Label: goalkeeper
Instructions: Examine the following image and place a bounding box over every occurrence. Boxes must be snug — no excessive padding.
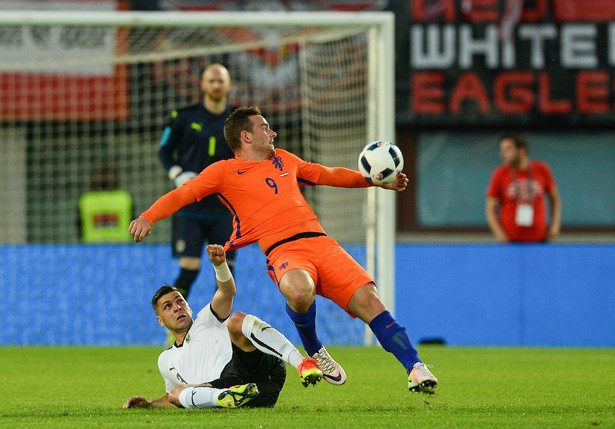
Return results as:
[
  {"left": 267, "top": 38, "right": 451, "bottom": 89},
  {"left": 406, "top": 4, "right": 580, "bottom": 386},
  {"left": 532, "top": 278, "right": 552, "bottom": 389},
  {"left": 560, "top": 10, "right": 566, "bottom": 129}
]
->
[
  {"left": 123, "top": 244, "right": 322, "bottom": 410},
  {"left": 158, "top": 63, "right": 236, "bottom": 299}
]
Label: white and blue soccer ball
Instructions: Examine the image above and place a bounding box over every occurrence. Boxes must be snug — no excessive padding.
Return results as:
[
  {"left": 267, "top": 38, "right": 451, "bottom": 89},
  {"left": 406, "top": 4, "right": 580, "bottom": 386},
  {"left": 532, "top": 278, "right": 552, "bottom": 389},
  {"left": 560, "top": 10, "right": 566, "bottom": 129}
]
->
[{"left": 358, "top": 140, "right": 404, "bottom": 185}]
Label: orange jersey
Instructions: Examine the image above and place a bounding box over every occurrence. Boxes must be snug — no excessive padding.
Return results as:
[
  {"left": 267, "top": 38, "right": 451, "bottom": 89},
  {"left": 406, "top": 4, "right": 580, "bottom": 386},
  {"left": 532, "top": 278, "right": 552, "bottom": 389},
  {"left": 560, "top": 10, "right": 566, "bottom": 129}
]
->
[
  {"left": 141, "top": 149, "right": 370, "bottom": 251},
  {"left": 185, "top": 149, "right": 369, "bottom": 250}
]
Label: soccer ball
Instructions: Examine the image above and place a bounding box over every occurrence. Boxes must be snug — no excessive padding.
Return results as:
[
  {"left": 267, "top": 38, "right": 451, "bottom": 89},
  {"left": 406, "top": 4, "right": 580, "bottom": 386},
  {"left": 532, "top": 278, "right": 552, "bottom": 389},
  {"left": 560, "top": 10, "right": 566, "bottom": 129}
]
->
[{"left": 358, "top": 140, "right": 404, "bottom": 185}]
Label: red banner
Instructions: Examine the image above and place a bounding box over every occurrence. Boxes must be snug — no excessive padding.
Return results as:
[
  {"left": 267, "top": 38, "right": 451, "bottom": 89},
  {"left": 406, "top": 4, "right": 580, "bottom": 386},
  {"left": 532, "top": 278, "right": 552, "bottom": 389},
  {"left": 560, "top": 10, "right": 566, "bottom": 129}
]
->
[
  {"left": 0, "top": 68, "right": 128, "bottom": 121},
  {"left": 403, "top": 0, "right": 615, "bottom": 127},
  {"left": 0, "top": 1, "right": 129, "bottom": 120}
]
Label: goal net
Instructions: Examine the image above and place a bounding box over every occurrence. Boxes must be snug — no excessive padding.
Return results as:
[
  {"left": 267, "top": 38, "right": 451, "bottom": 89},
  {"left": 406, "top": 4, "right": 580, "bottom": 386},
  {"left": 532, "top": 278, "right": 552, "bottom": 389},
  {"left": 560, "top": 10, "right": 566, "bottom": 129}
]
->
[{"left": 0, "top": 11, "right": 395, "bottom": 346}]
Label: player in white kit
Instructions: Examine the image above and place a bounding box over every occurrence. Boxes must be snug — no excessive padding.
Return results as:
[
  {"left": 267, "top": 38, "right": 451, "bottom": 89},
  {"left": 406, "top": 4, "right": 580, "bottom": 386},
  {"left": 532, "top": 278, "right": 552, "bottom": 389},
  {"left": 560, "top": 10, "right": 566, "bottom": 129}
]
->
[{"left": 124, "top": 244, "right": 322, "bottom": 409}]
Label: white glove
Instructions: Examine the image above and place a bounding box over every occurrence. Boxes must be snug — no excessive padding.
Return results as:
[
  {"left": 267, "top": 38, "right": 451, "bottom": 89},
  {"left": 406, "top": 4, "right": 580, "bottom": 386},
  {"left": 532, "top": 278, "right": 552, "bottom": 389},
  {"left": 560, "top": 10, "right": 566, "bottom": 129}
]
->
[
  {"left": 168, "top": 165, "right": 183, "bottom": 181},
  {"left": 174, "top": 171, "right": 197, "bottom": 188}
]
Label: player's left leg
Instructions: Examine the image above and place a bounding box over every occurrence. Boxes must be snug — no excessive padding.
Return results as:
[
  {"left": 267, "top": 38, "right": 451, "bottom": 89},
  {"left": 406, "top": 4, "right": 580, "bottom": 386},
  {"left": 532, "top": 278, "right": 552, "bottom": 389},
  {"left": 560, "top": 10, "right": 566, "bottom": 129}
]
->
[
  {"left": 227, "top": 311, "right": 322, "bottom": 387},
  {"left": 217, "top": 343, "right": 286, "bottom": 407},
  {"left": 347, "top": 284, "right": 437, "bottom": 394}
]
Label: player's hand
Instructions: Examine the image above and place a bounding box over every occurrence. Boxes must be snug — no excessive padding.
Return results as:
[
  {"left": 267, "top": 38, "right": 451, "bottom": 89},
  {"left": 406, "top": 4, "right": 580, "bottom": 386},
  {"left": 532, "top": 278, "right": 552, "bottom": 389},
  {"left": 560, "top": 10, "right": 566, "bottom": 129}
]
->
[
  {"left": 129, "top": 217, "right": 152, "bottom": 243},
  {"left": 380, "top": 172, "right": 408, "bottom": 192},
  {"left": 547, "top": 224, "right": 560, "bottom": 241},
  {"left": 495, "top": 230, "right": 509, "bottom": 243},
  {"left": 123, "top": 396, "right": 151, "bottom": 409},
  {"left": 206, "top": 244, "right": 226, "bottom": 266},
  {"left": 174, "top": 171, "right": 197, "bottom": 188}
]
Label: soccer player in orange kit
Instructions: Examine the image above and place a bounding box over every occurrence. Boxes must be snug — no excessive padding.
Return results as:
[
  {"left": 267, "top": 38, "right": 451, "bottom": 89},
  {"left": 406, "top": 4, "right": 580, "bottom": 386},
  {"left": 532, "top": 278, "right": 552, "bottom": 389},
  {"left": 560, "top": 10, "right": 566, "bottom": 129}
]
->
[{"left": 130, "top": 106, "right": 437, "bottom": 393}]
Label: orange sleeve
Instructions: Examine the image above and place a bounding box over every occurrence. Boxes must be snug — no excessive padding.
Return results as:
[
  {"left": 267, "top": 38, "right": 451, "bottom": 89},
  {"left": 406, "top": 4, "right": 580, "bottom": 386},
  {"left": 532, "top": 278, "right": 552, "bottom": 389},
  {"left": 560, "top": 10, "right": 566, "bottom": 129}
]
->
[
  {"left": 140, "top": 186, "right": 197, "bottom": 224},
  {"left": 317, "top": 166, "right": 371, "bottom": 188}
]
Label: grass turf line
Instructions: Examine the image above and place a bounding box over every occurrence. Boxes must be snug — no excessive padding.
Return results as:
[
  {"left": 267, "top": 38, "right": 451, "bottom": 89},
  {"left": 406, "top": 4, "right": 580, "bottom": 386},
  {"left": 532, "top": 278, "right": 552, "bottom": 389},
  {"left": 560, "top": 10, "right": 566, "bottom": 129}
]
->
[{"left": 1, "top": 346, "right": 614, "bottom": 428}]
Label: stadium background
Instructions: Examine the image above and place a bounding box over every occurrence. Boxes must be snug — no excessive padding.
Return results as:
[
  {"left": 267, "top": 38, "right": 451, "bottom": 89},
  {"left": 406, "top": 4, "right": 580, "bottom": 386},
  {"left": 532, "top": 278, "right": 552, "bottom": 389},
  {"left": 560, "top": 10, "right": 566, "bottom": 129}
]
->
[{"left": 0, "top": 0, "right": 613, "bottom": 347}]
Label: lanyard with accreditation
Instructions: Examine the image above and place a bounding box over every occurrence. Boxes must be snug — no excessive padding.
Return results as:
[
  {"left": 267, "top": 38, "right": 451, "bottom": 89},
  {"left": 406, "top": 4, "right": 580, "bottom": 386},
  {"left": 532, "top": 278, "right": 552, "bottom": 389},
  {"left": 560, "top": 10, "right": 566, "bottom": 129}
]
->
[{"left": 510, "top": 164, "right": 534, "bottom": 227}]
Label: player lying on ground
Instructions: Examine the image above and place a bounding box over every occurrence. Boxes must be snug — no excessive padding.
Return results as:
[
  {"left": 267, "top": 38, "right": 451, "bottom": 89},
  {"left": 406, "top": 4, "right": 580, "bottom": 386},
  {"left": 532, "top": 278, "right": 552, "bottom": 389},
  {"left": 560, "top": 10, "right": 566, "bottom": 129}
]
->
[
  {"left": 129, "top": 106, "right": 437, "bottom": 393},
  {"left": 123, "top": 244, "right": 322, "bottom": 410}
]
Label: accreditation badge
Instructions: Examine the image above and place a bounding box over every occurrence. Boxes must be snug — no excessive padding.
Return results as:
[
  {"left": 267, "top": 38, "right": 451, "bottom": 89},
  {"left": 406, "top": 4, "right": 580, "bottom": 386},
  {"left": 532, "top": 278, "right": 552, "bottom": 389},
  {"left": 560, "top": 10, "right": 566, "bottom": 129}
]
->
[{"left": 515, "top": 203, "right": 534, "bottom": 226}]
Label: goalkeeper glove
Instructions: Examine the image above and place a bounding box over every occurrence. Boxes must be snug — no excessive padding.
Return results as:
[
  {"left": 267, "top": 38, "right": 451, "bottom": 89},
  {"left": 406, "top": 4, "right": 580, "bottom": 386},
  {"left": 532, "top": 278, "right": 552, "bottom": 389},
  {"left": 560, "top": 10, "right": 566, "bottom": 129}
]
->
[
  {"left": 168, "top": 165, "right": 197, "bottom": 188},
  {"left": 174, "top": 171, "right": 197, "bottom": 187}
]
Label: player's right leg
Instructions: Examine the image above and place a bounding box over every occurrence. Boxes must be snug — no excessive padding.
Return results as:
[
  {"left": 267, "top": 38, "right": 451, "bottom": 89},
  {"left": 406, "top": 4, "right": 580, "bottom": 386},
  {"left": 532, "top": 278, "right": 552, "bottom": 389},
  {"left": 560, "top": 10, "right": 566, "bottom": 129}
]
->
[
  {"left": 311, "top": 346, "right": 347, "bottom": 385},
  {"left": 280, "top": 273, "right": 347, "bottom": 385},
  {"left": 169, "top": 216, "right": 202, "bottom": 347},
  {"left": 283, "top": 300, "right": 346, "bottom": 385},
  {"left": 230, "top": 312, "right": 323, "bottom": 387},
  {"left": 171, "top": 215, "right": 204, "bottom": 297},
  {"left": 267, "top": 246, "right": 348, "bottom": 386}
]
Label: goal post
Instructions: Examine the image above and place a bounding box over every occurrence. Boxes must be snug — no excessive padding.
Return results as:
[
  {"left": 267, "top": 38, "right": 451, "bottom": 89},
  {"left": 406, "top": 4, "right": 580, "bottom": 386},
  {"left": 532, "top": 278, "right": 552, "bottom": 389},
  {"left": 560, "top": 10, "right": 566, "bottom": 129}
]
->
[{"left": 0, "top": 11, "right": 396, "bottom": 345}]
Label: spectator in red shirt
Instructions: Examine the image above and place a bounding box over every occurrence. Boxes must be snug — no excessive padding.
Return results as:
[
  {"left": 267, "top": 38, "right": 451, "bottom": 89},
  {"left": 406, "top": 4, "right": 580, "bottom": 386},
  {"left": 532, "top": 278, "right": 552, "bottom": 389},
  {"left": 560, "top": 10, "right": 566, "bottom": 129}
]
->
[{"left": 486, "top": 134, "right": 561, "bottom": 243}]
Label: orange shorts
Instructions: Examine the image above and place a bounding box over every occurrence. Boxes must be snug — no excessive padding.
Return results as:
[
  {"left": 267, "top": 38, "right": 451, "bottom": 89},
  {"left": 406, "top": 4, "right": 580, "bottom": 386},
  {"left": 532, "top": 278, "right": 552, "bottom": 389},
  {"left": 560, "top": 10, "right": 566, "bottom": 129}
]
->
[{"left": 265, "top": 235, "right": 374, "bottom": 316}]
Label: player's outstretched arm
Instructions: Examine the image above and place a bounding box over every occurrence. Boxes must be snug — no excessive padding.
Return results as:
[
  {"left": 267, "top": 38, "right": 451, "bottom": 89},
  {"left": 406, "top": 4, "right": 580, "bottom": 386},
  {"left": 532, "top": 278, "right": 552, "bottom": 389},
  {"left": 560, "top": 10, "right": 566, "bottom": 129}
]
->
[
  {"left": 123, "top": 394, "right": 176, "bottom": 409},
  {"left": 207, "top": 244, "right": 236, "bottom": 320},
  {"left": 316, "top": 166, "right": 371, "bottom": 188},
  {"left": 128, "top": 186, "right": 198, "bottom": 243},
  {"left": 317, "top": 166, "right": 408, "bottom": 191}
]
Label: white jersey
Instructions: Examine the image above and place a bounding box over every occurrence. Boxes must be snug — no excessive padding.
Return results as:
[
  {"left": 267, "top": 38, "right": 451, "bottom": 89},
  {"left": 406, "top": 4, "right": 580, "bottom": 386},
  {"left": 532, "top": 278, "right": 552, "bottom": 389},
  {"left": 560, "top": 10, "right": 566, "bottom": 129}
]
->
[{"left": 157, "top": 303, "right": 233, "bottom": 393}]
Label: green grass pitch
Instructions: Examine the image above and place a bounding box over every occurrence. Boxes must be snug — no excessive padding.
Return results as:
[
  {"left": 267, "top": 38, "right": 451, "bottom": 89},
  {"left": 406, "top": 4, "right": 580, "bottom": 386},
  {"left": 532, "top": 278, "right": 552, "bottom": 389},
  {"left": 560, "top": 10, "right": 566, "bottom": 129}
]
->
[{"left": 2, "top": 346, "right": 614, "bottom": 428}]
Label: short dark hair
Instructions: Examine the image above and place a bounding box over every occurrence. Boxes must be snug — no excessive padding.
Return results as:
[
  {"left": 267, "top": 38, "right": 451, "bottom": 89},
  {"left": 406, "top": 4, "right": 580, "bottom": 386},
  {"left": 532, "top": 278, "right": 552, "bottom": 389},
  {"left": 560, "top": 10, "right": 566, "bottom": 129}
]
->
[
  {"left": 501, "top": 133, "right": 528, "bottom": 151},
  {"left": 151, "top": 285, "right": 179, "bottom": 313},
  {"left": 224, "top": 106, "right": 262, "bottom": 152}
]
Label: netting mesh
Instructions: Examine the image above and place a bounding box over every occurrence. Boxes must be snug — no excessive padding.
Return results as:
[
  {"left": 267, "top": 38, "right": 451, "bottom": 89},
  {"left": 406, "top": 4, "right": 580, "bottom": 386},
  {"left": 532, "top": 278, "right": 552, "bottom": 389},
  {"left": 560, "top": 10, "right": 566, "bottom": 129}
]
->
[
  {"left": 0, "top": 20, "right": 380, "bottom": 345},
  {"left": 1, "top": 24, "right": 371, "bottom": 244}
]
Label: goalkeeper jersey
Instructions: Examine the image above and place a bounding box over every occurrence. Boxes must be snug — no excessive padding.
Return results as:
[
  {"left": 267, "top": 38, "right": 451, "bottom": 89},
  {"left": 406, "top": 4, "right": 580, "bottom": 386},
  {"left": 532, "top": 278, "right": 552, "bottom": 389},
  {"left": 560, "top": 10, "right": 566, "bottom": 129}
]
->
[
  {"left": 157, "top": 303, "right": 232, "bottom": 393},
  {"left": 158, "top": 102, "right": 235, "bottom": 217}
]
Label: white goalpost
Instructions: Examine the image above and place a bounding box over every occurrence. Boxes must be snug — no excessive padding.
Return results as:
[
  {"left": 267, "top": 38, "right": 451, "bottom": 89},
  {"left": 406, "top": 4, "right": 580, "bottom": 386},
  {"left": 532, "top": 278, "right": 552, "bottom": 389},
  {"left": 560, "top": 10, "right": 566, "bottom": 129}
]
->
[{"left": 0, "top": 10, "right": 396, "bottom": 345}]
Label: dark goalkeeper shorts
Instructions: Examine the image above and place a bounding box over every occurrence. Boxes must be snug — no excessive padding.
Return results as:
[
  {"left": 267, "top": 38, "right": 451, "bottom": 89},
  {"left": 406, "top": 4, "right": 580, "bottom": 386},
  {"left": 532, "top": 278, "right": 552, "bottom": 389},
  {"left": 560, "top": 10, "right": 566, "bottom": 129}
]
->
[
  {"left": 171, "top": 214, "right": 236, "bottom": 262},
  {"left": 212, "top": 343, "right": 287, "bottom": 408}
]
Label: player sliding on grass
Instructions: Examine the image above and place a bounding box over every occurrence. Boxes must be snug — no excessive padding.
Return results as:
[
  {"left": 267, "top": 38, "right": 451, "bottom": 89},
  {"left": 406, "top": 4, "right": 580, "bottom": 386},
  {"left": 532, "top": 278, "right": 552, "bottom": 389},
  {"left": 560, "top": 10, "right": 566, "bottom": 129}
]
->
[
  {"left": 123, "top": 244, "right": 322, "bottom": 410},
  {"left": 129, "top": 106, "right": 437, "bottom": 393}
]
